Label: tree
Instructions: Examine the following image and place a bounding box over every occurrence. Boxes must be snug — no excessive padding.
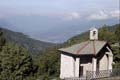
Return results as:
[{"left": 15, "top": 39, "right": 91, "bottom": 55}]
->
[
  {"left": 115, "top": 25, "right": 120, "bottom": 42},
  {"left": 99, "top": 26, "right": 115, "bottom": 44},
  {"left": 0, "top": 29, "right": 37, "bottom": 80},
  {"left": 113, "top": 25, "right": 120, "bottom": 68},
  {"left": 0, "top": 28, "right": 6, "bottom": 50},
  {"left": 35, "top": 46, "right": 60, "bottom": 79},
  {"left": 115, "top": 25, "right": 120, "bottom": 52}
]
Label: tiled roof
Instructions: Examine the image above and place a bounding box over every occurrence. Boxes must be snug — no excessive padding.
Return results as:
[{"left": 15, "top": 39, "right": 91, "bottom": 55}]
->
[{"left": 58, "top": 40, "right": 107, "bottom": 55}]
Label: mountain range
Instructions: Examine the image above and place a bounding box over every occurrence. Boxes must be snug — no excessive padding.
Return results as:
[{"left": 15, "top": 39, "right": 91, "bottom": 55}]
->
[
  {"left": 0, "top": 15, "right": 119, "bottom": 43},
  {"left": 0, "top": 23, "right": 119, "bottom": 55},
  {"left": 0, "top": 27, "right": 55, "bottom": 54}
]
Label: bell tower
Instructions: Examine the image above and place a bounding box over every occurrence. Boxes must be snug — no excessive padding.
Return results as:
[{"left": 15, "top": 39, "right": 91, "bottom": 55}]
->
[{"left": 90, "top": 27, "right": 98, "bottom": 40}]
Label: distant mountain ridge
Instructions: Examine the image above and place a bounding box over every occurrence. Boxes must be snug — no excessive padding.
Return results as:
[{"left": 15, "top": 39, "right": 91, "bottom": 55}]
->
[
  {"left": 0, "top": 15, "right": 119, "bottom": 43},
  {"left": 0, "top": 27, "right": 55, "bottom": 54},
  {"left": 0, "top": 24, "right": 119, "bottom": 54},
  {"left": 64, "top": 24, "right": 120, "bottom": 46}
]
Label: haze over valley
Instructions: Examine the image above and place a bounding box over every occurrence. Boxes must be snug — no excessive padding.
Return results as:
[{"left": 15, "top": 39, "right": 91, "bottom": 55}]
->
[{"left": 0, "top": 0, "right": 119, "bottom": 43}]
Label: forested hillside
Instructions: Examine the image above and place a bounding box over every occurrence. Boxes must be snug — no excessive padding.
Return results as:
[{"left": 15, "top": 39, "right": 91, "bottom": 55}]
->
[
  {"left": 0, "top": 24, "right": 119, "bottom": 80},
  {"left": 65, "top": 24, "right": 119, "bottom": 45},
  {"left": 0, "top": 27, "right": 55, "bottom": 54},
  {"left": 0, "top": 29, "right": 38, "bottom": 80}
]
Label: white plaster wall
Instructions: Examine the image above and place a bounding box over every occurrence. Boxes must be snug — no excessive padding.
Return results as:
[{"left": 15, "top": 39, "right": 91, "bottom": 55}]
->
[
  {"left": 92, "top": 57, "right": 97, "bottom": 71},
  {"left": 106, "top": 47, "right": 113, "bottom": 70},
  {"left": 75, "top": 58, "right": 80, "bottom": 77},
  {"left": 108, "top": 56, "right": 113, "bottom": 70},
  {"left": 90, "top": 28, "right": 98, "bottom": 40},
  {"left": 99, "top": 54, "right": 108, "bottom": 70},
  {"left": 60, "top": 53, "right": 75, "bottom": 79}
]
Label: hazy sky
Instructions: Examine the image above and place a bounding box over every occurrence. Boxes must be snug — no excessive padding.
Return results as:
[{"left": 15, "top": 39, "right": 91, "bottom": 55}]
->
[
  {"left": 0, "top": 0, "right": 119, "bottom": 43},
  {"left": 0, "top": 0, "right": 119, "bottom": 18}
]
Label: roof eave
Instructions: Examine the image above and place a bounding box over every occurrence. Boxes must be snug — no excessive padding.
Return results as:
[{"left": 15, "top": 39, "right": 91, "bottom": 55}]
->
[{"left": 59, "top": 50, "right": 96, "bottom": 56}]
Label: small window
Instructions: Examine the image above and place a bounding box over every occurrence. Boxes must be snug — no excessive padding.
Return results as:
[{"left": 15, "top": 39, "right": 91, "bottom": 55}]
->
[{"left": 93, "top": 31, "right": 96, "bottom": 36}]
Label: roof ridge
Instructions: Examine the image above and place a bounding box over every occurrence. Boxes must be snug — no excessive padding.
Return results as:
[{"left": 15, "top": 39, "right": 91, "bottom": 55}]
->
[
  {"left": 76, "top": 41, "right": 90, "bottom": 54},
  {"left": 93, "top": 40, "right": 96, "bottom": 55}
]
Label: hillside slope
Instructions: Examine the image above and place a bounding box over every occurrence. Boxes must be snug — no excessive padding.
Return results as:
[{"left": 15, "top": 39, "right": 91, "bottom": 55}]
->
[
  {"left": 65, "top": 24, "right": 120, "bottom": 46},
  {"left": 0, "top": 27, "right": 55, "bottom": 54}
]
